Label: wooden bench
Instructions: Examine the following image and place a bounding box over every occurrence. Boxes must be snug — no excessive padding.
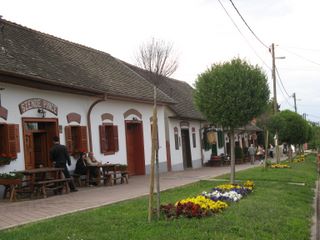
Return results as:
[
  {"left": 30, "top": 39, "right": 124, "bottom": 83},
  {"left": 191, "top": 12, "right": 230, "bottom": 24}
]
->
[
  {"left": 35, "top": 178, "right": 72, "bottom": 198},
  {"left": 1, "top": 178, "right": 22, "bottom": 201}
]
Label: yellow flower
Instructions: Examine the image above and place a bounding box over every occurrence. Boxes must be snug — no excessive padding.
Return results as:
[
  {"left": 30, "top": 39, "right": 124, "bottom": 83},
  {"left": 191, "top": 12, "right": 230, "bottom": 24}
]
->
[{"left": 176, "top": 195, "right": 228, "bottom": 212}]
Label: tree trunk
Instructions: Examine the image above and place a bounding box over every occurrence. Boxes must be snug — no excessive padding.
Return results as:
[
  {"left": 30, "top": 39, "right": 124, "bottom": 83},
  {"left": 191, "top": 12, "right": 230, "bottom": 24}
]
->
[
  {"left": 230, "top": 129, "right": 235, "bottom": 184},
  {"left": 148, "top": 86, "right": 157, "bottom": 222},
  {"left": 275, "top": 130, "right": 280, "bottom": 163},
  {"left": 264, "top": 129, "right": 269, "bottom": 168}
]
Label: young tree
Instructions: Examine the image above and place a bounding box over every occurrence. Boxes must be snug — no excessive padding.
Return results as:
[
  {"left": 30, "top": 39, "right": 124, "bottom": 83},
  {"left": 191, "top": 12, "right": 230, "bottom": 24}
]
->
[
  {"left": 309, "top": 125, "right": 320, "bottom": 152},
  {"left": 136, "top": 38, "right": 178, "bottom": 222},
  {"left": 194, "top": 58, "right": 269, "bottom": 183}
]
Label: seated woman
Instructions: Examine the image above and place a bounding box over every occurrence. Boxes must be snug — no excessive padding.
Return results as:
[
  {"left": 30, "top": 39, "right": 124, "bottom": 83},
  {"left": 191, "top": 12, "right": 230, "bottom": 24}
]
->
[
  {"left": 74, "top": 152, "right": 87, "bottom": 175},
  {"left": 85, "top": 152, "right": 102, "bottom": 185}
]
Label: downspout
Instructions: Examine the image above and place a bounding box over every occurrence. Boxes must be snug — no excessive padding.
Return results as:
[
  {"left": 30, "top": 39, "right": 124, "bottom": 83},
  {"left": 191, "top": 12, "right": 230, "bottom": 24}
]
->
[
  {"left": 199, "top": 121, "right": 204, "bottom": 166},
  {"left": 87, "top": 95, "right": 107, "bottom": 152}
]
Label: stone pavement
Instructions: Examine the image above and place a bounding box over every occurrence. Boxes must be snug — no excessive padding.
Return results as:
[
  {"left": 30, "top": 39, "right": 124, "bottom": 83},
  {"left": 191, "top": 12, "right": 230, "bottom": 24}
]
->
[{"left": 0, "top": 157, "right": 295, "bottom": 232}]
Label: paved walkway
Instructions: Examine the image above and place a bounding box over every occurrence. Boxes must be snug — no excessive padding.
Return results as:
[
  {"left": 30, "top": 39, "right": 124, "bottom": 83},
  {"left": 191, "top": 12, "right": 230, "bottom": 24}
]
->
[{"left": 0, "top": 161, "right": 264, "bottom": 230}]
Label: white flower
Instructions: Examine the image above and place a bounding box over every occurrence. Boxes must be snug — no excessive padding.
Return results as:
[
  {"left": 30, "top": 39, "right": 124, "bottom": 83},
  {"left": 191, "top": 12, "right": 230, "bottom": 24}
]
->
[{"left": 202, "top": 190, "right": 243, "bottom": 202}]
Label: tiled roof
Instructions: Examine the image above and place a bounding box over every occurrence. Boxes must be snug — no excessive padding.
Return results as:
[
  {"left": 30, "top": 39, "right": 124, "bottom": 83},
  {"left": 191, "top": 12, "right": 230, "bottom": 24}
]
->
[
  {"left": 124, "top": 63, "right": 205, "bottom": 120},
  {"left": 0, "top": 19, "right": 174, "bottom": 103}
]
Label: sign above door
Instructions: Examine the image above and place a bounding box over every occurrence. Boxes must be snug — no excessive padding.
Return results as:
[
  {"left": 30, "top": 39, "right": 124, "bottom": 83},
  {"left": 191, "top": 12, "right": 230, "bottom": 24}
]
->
[{"left": 19, "top": 98, "right": 58, "bottom": 115}]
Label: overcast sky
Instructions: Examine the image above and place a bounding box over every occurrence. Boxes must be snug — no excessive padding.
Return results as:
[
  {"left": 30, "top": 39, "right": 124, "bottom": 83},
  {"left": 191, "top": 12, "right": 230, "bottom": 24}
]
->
[{"left": 2, "top": 0, "right": 320, "bottom": 122}]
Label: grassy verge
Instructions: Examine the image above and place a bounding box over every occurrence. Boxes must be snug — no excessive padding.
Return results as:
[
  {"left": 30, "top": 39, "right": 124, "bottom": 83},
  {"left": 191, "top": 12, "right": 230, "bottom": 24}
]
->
[{"left": 0, "top": 154, "right": 317, "bottom": 240}]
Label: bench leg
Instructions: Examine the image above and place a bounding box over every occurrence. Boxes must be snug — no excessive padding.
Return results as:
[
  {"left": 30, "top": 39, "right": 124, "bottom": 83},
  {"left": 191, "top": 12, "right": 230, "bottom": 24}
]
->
[
  {"left": 41, "top": 185, "right": 47, "bottom": 198},
  {"left": 121, "top": 174, "right": 128, "bottom": 184},
  {"left": 65, "top": 181, "right": 70, "bottom": 193},
  {"left": 3, "top": 185, "right": 10, "bottom": 199},
  {"left": 9, "top": 185, "right": 17, "bottom": 201}
]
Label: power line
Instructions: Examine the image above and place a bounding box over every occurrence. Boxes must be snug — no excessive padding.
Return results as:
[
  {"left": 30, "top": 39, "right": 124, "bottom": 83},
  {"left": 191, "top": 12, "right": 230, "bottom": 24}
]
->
[
  {"left": 228, "top": 0, "right": 269, "bottom": 49},
  {"left": 277, "top": 80, "right": 294, "bottom": 109},
  {"left": 217, "top": 0, "right": 271, "bottom": 70},
  {"left": 282, "top": 46, "right": 320, "bottom": 52},
  {"left": 275, "top": 66, "right": 291, "bottom": 98},
  {"left": 307, "top": 113, "right": 320, "bottom": 119},
  {"left": 280, "top": 46, "right": 320, "bottom": 67}
]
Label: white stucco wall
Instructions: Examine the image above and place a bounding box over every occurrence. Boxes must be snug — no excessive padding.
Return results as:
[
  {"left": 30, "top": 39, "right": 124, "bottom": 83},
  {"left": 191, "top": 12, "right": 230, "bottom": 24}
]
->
[
  {"left": 0, "top": 83, "right": 168, "bottom": 174},
  {"left": 167, "top": 117, "right": 204, "bottom": 171},
  {"left": 90, "top": 101, "right": 167, "bottom": 171}
]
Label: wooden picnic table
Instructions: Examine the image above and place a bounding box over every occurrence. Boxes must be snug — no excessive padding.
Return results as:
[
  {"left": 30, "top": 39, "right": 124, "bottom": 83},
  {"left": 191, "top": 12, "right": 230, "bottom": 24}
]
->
[
  {"left": 85, "top": 164, "right": 128, "bottom": 186},
  {"left": 16, "top": 167, "right": 71, "bottom": 198}
]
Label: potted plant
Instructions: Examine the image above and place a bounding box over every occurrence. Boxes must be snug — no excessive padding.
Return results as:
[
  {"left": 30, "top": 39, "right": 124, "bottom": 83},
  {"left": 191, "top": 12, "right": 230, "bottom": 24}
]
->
[
  {"left": 0, "top": 153, "right": 17, "bottom": 166},
  {"left": 0, "top": 172, "right": 23, "bottom": 185}
]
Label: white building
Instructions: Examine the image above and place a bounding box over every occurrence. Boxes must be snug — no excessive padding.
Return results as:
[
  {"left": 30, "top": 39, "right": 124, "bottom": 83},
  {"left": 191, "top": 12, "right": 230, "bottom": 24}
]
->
[{"left": 0, "top": 19, "right": 211, "bottom": 175}]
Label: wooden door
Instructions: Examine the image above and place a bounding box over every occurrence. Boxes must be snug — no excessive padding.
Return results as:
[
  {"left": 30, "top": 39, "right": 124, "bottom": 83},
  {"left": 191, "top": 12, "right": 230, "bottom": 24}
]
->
[
  {"left": 181, "top": 129, "right": 192, "bottom": 168},
  {"left": 24, "top": 132, "right": 34, "bottom": 169},
  {"left": 125, "top": 122, "right": 145, "bottom": 175},
  {"left": 23, "top": 118, "right": 59, "bottom": 169}
]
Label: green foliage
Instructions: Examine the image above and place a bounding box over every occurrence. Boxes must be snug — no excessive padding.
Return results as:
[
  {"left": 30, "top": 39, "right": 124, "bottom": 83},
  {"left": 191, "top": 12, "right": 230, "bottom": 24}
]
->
[
  {"left": 194, "top": 58, "right": 270, "bottom": 129},
  {"left": 308, "top": 125, "right": 320, "bottom": 150},
  {"left": 268, "top": 110, "right": 309, "bottom": 145},
  {"left": 256, "top": 99, "right": 274, "bottom": 129}
]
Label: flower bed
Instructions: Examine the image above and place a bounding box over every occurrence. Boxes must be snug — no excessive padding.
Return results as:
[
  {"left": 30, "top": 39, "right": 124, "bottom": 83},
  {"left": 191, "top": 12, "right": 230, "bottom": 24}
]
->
[
  {"left": 160, "top": 180, "right": 254, "bottom": 219},
  {"left": 0, "top": 172, "right": 23, "bottom": 179},
  {"left": 293, "top": 154, "right": 305, "bottom": 163},
  {"left": 271, "top": 163, "right": 290, "bottom": 168}
]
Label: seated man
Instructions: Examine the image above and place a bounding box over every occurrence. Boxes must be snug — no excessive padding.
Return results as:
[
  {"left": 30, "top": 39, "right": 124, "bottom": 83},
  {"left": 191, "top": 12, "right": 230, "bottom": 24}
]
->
[{"left": 85, "top": 152, "right": 102, "bottom": 185}]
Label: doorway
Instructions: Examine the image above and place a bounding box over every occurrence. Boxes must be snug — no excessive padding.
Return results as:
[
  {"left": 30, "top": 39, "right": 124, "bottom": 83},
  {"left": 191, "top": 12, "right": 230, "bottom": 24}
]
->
[
  {"left": 33, "top": 131, "right": 48, "bottom": 167},
  {"left": 181, "top": 129, "right": 192, "bottom": 168},
  {"left": 125, "top": 121, "right": 145, "bottom": 175},
  {"left": 23, "top": 118, "right": 59, "bottom": 169}
]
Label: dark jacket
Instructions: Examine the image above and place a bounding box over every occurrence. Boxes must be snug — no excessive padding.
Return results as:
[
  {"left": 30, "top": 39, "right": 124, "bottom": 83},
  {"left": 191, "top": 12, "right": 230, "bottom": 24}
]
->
[
  {"left": 74, "top": 158, "right": 87, "bottom": 175},
  {"left": 49, "top": 143, "right": 71, "bottom": 167}
]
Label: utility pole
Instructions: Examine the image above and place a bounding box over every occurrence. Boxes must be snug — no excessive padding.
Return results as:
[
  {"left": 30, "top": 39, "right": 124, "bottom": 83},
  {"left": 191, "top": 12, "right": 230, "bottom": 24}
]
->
[
  {"left": 271, "top": 43, "right": 280, "bottom": 163},
  {"left": 293, "top": 93, "right": 297, "bottom": 113},
  {"left": 271, "top": 43, "right": 277, "bottom": 114}
]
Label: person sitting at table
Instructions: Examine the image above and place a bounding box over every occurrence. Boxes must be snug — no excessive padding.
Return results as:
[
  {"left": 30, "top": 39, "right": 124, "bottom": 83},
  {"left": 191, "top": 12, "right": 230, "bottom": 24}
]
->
[
  {"left": 85, "top": 152, "right": 102, "bottom": 185},
  {"left": 74, "top": 152, "right": 87, "bottom": 176}
]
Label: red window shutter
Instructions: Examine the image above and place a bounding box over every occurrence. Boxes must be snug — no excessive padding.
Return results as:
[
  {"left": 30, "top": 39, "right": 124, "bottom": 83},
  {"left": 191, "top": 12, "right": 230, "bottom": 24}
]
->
[
  {"left": 99, "top": 125, "right": 106, "bottom": 153},
  {"left": 79, "top": 126, "right": 88, "bottom": 153},
  {"left": 64, "top": 126, "right": 73, "bottom": 154},
  {"left": 113, "top": 125, "right": 119, "bottom": 152},
  {"left": 15, "top": 124, "right": 20, "bottom": 153},
  {"left": 7, "top": 124, "right": 17, "bottom": 157}
]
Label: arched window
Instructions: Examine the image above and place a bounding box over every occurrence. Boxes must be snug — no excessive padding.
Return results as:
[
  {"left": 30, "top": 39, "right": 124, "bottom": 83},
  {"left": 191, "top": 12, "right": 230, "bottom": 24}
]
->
[{"left": 99, "top": 113, "right": 118, "bottom": 155}]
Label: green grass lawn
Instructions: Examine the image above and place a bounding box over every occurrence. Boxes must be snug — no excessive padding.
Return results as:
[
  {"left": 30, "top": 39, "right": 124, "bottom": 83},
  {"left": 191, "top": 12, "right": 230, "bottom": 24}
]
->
[{"left": 0, "top": 154, "right": 317, "bottom": 240}]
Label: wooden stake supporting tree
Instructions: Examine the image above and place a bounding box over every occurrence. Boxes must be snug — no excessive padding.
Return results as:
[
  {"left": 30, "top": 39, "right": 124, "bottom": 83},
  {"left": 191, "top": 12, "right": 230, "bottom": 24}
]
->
[{"left": 135, "top": 38, "right": 178, "bottom": 222}]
